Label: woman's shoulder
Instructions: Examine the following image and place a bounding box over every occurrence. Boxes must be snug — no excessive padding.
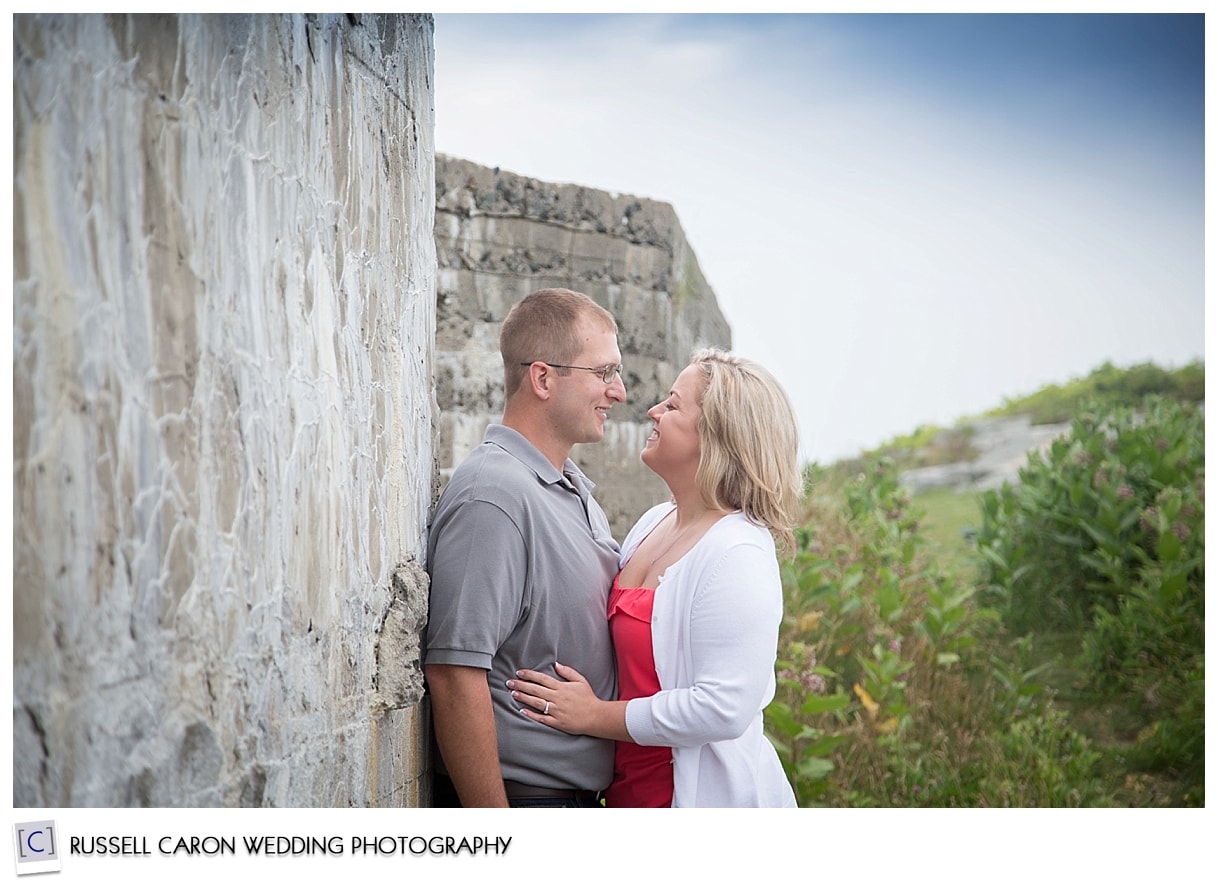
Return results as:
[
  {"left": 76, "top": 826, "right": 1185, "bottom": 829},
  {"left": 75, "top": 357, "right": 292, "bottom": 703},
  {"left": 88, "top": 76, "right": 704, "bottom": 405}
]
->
[
  {"left": 671, "top": 513, "right": 776, "bottom": 579},
  {"left": 711, "top": 511, "right": 776, "bottom": 549},
  {"left": 626, "top": 501, "right": 676, "bottom": 536}
]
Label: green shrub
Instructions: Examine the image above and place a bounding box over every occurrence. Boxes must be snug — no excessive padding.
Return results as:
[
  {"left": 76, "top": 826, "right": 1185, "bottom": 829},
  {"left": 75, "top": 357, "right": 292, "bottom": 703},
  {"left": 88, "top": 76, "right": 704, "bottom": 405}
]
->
[
  {"left": 769, "top": 459, "right": 1104, "bottom": 807},
  {"left": 987, "top": 360, "right": 1203, "bottom": 425},
  {"left": 974, "top": 395, "right": 1204, "bottom": 802},
  {"left": 978, "top": 709, "right": 1107, "bottom": 807},
  {"left": 976, "top": 397, "right": 1203, "bottom": 631}
]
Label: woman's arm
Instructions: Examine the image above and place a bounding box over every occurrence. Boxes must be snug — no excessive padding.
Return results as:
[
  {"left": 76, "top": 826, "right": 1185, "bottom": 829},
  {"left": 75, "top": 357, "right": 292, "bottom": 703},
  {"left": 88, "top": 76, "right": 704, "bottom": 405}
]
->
[
  {"left": 513, "top": 536, "right": 783, "bottom": 749},
  {"left": 628, "top": 538, "right": 784, "bottom": 748}
]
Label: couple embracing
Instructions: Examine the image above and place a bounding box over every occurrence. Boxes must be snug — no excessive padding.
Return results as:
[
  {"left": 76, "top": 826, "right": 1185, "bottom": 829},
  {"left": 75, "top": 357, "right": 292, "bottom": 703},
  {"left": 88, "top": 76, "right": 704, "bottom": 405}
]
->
[{"left": 423, "top": 288, "right": 800, "bottom": 808}]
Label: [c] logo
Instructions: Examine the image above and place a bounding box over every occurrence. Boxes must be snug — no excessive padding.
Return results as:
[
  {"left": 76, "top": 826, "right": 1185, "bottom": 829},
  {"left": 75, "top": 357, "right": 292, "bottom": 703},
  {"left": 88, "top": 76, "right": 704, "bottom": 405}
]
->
[{"left": 12, "top": 820, "right": 61, "bottom": 876}]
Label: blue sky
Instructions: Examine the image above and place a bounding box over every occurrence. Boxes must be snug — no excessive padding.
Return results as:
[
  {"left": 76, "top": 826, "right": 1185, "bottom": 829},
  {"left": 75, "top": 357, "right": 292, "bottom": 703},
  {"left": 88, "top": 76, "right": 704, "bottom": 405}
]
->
[{"left": 432, "top": 11, "right": 1206, "bottom": 464}]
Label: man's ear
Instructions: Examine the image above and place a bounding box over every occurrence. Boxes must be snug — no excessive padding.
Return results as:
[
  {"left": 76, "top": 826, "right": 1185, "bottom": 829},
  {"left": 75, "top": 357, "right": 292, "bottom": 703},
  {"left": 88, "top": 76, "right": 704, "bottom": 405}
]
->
[{"left": 523, "top": 362, "right": 555, "bottom": 399}]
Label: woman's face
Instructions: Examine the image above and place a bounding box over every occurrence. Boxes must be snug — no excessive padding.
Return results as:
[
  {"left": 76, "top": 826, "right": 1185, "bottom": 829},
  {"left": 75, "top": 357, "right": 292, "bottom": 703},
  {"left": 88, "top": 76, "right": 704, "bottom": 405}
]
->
[{"left": 641, "top": 363, "right": 704, "bottom": 482}]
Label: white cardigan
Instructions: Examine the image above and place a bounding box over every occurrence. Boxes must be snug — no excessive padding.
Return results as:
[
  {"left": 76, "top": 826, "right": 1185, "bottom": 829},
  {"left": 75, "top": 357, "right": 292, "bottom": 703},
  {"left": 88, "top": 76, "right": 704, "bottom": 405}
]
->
[{"left": 621, "top": 503, "right": 798, "bottom": 807}]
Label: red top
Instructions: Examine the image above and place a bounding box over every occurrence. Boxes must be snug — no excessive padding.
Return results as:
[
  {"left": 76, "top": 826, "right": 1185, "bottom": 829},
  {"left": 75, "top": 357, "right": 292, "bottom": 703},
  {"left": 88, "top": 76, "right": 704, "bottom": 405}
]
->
[{"left": 604, "top": 574, "right": 674, "bottom": 808}]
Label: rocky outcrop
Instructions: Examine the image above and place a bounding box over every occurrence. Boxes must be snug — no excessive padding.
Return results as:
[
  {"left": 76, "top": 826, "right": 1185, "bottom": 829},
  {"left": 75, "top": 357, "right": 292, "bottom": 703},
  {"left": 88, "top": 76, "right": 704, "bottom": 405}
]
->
[{"left": 898, "top": 416, "right": 1071, "bottom": 494}]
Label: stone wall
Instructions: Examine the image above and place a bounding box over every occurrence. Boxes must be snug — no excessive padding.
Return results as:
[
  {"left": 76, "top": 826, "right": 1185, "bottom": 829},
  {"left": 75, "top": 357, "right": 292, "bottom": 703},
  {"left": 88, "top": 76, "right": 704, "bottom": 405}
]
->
[
  {"left": 434, "top": 155, "right": 733, "bottom": 539},
  {"left": 13, "top": 14, "right": 436, "bottom": 807}
]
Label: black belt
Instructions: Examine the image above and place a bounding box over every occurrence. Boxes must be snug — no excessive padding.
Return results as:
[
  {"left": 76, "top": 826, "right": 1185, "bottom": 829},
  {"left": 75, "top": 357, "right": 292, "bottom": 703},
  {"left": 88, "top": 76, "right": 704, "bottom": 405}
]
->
[{"left": 503, "top": 781, "right": 599, "bottom": 801}]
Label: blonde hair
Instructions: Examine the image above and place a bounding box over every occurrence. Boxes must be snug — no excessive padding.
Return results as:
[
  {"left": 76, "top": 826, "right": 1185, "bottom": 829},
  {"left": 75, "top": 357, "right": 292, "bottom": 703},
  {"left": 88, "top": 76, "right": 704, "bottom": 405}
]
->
[
  {"left": 499, "top": 288, "right": 617, "bottom": 396},
  {"left": 690, "top": 348, "right": 803, "bottom": 554}
]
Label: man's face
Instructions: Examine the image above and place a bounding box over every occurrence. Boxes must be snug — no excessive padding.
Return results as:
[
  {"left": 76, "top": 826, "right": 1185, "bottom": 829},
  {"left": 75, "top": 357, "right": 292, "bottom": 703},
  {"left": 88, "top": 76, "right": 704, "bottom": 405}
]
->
[{"left": 551, "top": 319, "right": 626, "bottom": 446}]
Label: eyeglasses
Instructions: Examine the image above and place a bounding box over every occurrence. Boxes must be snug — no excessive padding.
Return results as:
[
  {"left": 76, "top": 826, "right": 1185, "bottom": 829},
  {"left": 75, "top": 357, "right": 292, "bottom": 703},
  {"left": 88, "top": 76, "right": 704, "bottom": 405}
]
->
[{"left": 519, "top": 362, "right": 624, "bottom": 385}]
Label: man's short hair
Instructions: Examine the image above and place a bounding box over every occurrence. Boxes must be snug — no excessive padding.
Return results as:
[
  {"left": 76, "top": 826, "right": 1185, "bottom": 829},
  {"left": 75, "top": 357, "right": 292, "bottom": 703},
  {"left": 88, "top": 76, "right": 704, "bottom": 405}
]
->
[{"left": 500, "top": 288, "right": 617, "bottom": 397}]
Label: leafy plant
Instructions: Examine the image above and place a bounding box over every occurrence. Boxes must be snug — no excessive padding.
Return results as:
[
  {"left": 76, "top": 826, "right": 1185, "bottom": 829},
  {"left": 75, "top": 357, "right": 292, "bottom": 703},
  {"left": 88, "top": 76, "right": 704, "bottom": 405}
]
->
[
  {"left": 974, "top": 395, "right": 1204, "bottom": 803},
  {"left": 768, "top": 460, "right": 1100, "bottom": 807}
]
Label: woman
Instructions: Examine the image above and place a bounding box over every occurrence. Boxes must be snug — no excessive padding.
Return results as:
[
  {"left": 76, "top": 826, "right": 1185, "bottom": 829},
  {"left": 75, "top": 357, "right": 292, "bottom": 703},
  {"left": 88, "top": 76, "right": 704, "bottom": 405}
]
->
[{"left": 508, "top": 348, "right": 802, "bottom": 807}]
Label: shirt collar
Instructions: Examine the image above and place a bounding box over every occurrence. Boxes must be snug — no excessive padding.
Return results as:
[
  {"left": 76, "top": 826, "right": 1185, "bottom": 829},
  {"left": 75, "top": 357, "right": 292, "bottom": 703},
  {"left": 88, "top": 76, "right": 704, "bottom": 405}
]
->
[{"left": 483, "top": 423, "right": 594, "bottom": 494}]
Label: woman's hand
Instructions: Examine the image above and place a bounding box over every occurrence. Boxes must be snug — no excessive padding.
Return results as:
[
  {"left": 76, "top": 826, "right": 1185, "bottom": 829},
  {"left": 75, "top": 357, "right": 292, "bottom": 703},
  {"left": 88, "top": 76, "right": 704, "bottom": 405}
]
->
[
  {"left": 508, "top": 663, "right": 630, "bottom": 740},
  {"left": 508, "top": 662, "right": 596, "bottom": 733}
]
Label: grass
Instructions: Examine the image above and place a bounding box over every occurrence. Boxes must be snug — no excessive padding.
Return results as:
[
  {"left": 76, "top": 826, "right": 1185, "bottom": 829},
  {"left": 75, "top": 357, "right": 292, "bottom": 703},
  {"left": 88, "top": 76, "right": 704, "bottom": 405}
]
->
[
  {"left": 911, "top": 489, "right": 1196, "bottom": 806},
  {"left": 909, "top": 487, "right": 985, "bottom": 578},
  {"left": 1011, "top": 630, "right": 1191, "bottom": 807}
]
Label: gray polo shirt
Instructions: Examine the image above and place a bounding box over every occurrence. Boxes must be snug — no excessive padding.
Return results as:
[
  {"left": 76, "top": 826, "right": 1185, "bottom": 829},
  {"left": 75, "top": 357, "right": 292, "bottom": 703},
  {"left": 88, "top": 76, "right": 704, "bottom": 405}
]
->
[{"left": 424, "top": 424, "right": 619, "bottom": 791}]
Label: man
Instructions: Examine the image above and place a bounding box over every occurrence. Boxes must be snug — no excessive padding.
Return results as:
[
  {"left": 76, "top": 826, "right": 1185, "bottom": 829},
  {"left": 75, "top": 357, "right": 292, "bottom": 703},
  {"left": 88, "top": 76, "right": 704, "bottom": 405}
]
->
[{"left": 424, "top": 288, "right": 627, "bottom": 807}]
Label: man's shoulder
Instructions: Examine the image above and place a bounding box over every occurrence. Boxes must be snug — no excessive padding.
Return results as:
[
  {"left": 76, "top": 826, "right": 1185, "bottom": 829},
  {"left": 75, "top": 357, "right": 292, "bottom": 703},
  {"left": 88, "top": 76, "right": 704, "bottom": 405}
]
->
[{"left": 443, "top": 442, "right": 539, "bottom": 505}]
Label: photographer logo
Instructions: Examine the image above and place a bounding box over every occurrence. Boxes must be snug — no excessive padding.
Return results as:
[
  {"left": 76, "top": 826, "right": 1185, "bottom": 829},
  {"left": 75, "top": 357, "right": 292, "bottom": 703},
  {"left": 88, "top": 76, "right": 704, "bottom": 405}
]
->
[{"left": 12, "top": 821, "right": 60, "bottom": 876}]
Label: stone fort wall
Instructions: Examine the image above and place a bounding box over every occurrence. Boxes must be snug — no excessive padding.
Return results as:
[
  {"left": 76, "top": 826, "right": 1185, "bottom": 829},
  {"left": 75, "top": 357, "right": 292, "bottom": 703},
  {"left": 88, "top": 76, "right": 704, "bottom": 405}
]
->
[
  {"left": 13, "top": 13, "right": 437, "bottom": 807},
  {"left": 434, "top": 155, "right": 732, "bottom": 539}
]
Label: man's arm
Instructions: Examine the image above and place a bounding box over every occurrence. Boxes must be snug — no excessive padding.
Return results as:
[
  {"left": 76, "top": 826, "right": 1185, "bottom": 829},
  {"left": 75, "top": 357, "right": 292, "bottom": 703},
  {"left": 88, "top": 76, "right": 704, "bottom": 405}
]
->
[{"left": 425, "top": 663, "right": 508, "bottom": 808}]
